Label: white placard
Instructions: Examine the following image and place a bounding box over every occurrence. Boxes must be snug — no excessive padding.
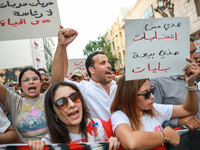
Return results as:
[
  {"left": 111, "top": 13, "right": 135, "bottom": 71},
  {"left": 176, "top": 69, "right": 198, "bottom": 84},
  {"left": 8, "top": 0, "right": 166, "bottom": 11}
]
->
[
  {"left": 67, "top": 58, "right": 87, "bottom": 77},
  {"left": 0, "top": 0, "right": 61, "bottom": 41},
  {"left": 125, "top": 17, "right": 190, "bottom": 81}
]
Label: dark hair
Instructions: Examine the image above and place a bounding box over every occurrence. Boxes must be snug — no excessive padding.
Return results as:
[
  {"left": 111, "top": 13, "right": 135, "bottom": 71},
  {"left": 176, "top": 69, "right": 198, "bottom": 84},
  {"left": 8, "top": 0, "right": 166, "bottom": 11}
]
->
[
  {"left": 18, "top": 67, "right": 41, "bottom": 92},
  {"left": 190, "top": 38, "right": 194, "bottom": 42},
  {"left": 85, "top": 51, "right": 104, "bottom": 77},
  {"left": 45, "top": 81, "right": 92, "bottom": 143},
  {"left": 111, "top": 68, "right": 116, "bottom": 73},
  {"left": 37, "top": 68, "right": 47, "bottom": 73},
  {"left": 110, "top": 75, "right": 159, "bottom": 130},
  {"left": 40, "top": 73, "right": 50, "bottom": 78}
]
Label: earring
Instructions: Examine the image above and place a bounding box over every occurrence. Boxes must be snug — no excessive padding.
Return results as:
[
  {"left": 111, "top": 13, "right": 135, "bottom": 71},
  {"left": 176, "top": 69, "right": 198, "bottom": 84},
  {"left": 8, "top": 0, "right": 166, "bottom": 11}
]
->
[{"left": 55, "top": 116, "right": 58, "bottom": 122}]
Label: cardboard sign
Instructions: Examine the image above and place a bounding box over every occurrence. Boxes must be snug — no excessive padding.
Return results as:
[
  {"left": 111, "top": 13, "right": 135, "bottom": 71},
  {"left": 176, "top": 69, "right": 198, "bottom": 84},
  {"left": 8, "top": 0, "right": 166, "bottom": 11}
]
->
[
  {"left": 0, "top": 0, "right": 61, "bottom": 41},
  {"left": 67, "top": 58, "right": 87, "bottom": 77},
  {"left": 125, "top": 17, "right": 190, "bottom": 80}
]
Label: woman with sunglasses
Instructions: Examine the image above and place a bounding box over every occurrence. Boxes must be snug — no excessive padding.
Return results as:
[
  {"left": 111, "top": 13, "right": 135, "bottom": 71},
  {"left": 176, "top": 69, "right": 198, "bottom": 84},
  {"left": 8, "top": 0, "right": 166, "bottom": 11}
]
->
[
  {"left": 28, "top": 81, "right": 120, "bottom": 150},
  {"left": 0, "top": 67, "right": 48, "bottom": 143},
  {"left": 0, "top": 69, "right": 6, "bottom": 84},
  {"left": 110, "top": 58, "right": 199, "bottom": 150}
]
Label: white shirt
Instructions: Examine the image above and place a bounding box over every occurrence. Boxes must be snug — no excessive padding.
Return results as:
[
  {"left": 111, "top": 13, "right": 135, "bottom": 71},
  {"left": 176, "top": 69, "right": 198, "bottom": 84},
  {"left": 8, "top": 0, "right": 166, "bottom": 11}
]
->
[
  {"left": 111, "top": 103, "right": 173, "bottom": 133},
  {"left": 64, "top": 78, "right": 117, "bottom": 121},
  {"left": 0, "top": 106, "right": 10, "bottom": 133}
]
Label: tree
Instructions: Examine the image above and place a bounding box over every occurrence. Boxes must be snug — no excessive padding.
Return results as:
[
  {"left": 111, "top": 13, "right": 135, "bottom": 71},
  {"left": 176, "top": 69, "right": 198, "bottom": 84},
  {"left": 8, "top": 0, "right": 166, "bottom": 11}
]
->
[
  {"left": 83, "top": 36, "right": 117, "bottom": 68},
  {"left": 48, "top": 61, "right": 52, "bottom": 76}
]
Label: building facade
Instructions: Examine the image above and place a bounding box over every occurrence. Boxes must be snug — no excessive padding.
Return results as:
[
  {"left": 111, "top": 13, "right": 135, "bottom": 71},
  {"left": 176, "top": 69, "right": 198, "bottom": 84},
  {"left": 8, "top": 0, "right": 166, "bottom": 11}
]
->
[
  {"left": 104, "top": 0, "right": 200, "bottom": 72},
  {"left": 0, "top": 37, "right": 55, "bottom": 92},
  {"left": 103, "top": 7, "right": 131, "bottom": 73}
]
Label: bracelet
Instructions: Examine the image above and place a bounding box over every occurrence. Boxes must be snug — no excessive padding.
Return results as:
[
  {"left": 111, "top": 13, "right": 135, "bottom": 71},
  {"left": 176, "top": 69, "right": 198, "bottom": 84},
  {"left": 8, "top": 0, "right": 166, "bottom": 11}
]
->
[
  {"left": 159, "top": 131, "right": 164, "bottom": 145},
  {"left": 185, "top": 81, "right": 198, "bottom": 91},
  {"left": 161, "top": 130, "right": 170, "bottom": 143}
]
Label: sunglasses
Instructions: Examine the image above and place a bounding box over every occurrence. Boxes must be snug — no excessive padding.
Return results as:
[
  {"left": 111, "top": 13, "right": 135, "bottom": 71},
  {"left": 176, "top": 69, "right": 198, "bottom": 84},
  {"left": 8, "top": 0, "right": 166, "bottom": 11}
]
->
[
  {"left": 54, "top": 92, "right": 80, "bottom": 109},
  {"left": 0, "top": 73, "right": 5, "bottom": 77},
  {"left": 137, "top": 86, "right": 155, "bottom": 99}
]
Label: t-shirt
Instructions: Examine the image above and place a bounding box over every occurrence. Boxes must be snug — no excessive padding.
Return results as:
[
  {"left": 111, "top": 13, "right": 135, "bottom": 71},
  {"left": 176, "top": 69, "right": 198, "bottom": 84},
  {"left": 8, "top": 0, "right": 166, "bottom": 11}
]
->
[
  {"left": 5, "top": 89, "right": 48, "bottom": 143},
  {"left": 42, "top": 118, "right": 113, "bottom": 144},
  {"left": 0, "top": 106, "right": 10, "bottom": 133},
  {"left": 111, "top": 103, "right": 173, "bottom": 133}
]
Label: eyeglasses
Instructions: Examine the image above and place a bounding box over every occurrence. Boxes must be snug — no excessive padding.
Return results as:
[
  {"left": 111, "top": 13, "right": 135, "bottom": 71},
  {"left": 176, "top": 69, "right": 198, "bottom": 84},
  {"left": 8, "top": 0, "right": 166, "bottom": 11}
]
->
[
  {"left": 0, "top": 73, "right": 5, "bottom": 77},
  {"left": 22, "top": 76, "right": 39, "bottom": 82},
  {"left": 137, "top": 86, "right": 155, "bottom": 99},
  {"left": 54, "top": 92, "right": 80, "bottom": 109}
]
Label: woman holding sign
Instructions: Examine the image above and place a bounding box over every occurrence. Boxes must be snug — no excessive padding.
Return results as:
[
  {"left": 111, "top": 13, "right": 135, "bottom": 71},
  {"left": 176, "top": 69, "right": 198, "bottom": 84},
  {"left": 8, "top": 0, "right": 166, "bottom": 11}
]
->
[{"left": 110, "top": 58, "right": 199, "bottom": 149}]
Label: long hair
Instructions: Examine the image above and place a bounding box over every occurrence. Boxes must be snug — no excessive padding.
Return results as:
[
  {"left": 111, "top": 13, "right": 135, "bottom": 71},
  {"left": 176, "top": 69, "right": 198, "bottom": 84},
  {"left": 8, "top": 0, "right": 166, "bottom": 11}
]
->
[
  {"left": 45, "top": 81, "right": 92, "bottom": 143},
  {"left": 110, "top": 75, "right": 159, "bottom": 131}
]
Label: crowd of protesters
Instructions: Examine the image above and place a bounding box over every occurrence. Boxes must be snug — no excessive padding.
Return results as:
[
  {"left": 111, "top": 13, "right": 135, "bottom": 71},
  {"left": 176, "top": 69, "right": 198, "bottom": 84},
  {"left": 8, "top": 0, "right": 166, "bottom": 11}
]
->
[{"left": 0, "top": 27, "right": 200, "bottom": 150}]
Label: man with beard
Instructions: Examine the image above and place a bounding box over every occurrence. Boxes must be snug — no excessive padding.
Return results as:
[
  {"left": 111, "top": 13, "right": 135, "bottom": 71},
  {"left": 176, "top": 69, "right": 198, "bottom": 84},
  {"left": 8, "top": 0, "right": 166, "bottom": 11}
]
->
[
  {"left": 40, "top": 73, "right": 50, "bottom": 94},
  {"left": 150, "top": 38, "right": 200, "bottom": 130},
  {"left": 51, "top": 27, "right": 117, "bottom": 120}
]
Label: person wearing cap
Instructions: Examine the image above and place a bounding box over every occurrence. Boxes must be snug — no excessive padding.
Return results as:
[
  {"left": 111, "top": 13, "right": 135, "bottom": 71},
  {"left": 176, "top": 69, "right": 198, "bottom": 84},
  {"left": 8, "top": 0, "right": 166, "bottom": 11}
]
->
[
  {"left": 40, "top": 73, "right": 50, "bottom": 94},
  {"left": 71, "top": 70, "right": 85, "bottom": 83}
]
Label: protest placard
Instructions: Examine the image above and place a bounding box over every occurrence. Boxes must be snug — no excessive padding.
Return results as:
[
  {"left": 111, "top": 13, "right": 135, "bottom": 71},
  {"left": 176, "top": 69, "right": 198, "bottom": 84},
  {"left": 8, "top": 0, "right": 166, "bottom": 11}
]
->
[
  {"left": 0, "top": 0, "right": 61, "bottom": 41},
  {"left": 125, "top": 17, "right": 189, "bottom": 80},
  {"left": 67, "top": 58, "right": 87, "bottom": 77}
]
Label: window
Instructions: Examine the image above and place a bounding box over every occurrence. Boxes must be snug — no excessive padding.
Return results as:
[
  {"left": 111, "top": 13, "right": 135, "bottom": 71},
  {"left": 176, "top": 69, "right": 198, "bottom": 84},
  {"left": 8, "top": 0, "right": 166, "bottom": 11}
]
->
[
  {"left": 142, "top": 5, "right": 154, "bottom": 19},
  {"left": 195, "top": 0, "right": 200, "bottom": 17}
]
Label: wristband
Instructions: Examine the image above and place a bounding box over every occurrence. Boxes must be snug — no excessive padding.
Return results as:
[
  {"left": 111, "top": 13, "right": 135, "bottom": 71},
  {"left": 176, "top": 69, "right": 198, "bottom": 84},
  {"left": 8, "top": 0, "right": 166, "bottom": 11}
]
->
[
  {"left": 185, "top": 81, "right": 197, "bottom": 91},
  {"left": 159, "top": 131, "right": 164, "bottom": 145},
  {"left": 161, "top": 130, "right": 169, "bottom": 143}
]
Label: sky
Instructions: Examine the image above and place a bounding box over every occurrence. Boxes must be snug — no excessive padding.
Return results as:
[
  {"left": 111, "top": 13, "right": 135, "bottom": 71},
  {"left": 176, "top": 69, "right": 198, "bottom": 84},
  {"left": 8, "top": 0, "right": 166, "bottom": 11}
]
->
[{"left": 53, "top": 0, "right": 137, "bottom": 59}]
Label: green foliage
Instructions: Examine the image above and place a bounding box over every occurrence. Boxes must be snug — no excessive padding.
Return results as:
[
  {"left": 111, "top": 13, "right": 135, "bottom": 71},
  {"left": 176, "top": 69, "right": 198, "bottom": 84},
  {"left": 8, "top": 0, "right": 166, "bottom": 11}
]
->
[
  {"left": 83, "top": 36, "right": 117, "bottom": 68},
  {"left": 48, "top": 61, "right": 52, "bottom": 76}
]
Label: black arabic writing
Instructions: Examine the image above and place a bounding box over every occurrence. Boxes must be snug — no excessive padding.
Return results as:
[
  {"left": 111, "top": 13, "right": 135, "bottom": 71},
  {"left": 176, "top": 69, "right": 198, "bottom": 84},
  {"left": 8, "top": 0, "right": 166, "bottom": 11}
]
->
[{"left": 0, "top": 0, "right": 54, "bottom": 8}]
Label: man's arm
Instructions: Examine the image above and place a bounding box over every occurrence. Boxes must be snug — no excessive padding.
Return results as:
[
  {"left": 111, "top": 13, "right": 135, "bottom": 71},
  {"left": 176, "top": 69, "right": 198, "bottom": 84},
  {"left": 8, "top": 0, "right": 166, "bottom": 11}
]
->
[
  {"left": 51, "top": 27, "right": 78, "bottom": 84},
  {"left": 0, "top": 125, "right": 20, "bottom": 144}
]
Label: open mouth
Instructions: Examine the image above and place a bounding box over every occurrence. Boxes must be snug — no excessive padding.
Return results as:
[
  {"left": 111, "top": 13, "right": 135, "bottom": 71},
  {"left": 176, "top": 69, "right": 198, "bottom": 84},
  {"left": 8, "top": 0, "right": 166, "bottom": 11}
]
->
[
  {"left": 105, "top": 70, "right": 112, "bottom": 78},
  {"left": 68, "top": 110, "right": 79, "bottom": 118},
  {"left": 28, "top": 87, "right": 36, "bottom": 92}
]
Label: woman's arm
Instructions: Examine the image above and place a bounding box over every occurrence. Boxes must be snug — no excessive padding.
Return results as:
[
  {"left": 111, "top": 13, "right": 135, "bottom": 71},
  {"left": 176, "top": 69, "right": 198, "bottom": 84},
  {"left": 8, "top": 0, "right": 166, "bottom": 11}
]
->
[
  {"left": 108, "top": 136, "right": 120, "bottom": 150},
  {"left": 115, "top": 124, "right": 179, "bottom": 150},
  {"left": 172, "top": 58, "right": 199, "bottom": 118},
  {"left": 28, "top": 140, "right": 45, "bottom": 150}
]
